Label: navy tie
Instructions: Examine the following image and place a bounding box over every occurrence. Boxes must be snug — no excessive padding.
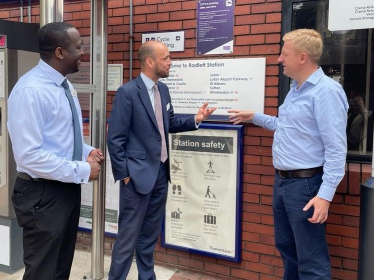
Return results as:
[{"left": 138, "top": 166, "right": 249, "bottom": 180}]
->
[{"left": 62, "top": 79, "right": 83, "bottom": 161}]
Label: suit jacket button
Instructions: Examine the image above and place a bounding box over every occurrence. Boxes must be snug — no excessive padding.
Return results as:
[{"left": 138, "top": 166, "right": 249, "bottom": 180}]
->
[
  {"left": 158, "top": 138, "right": 161, "bottom": 141},
  {"left": 157, "top": 153, "right": 160, "bottom": 156}
]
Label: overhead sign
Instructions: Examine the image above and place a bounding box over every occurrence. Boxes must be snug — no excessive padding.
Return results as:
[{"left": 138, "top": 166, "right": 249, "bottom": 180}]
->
[
  {"left": 197, "top": 0, "right": 234, "bottom": 55},
  {"left": 329, "top": 0, "right": 374, "bottom": 31},
  {"left": 142, "top": 31, "right": 185, "bottom": 52}
]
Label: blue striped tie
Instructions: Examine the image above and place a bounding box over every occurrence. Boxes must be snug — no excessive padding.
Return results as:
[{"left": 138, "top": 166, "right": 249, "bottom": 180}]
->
[{"left": 62, "top": 79, "right": 83, "bottom": 161}]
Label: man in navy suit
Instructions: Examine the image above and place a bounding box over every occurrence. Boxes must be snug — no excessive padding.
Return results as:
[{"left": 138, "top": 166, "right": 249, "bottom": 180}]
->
[{"left": 107, "top": 40, "right": 216, "bottom": 280}]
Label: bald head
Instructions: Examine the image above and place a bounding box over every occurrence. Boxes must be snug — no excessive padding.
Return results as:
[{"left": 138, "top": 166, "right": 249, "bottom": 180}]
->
[
  {"left": 139, "top": 41, "right": 167, "bottom": 66},
  {"left": 139, "top": 41, "right": 171, "bottom": 81}
]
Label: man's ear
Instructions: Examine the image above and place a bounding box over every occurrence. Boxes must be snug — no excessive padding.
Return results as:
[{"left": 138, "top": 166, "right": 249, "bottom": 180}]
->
[
  {"left": 146, "top": 56, "right": 154, "bottom": 68},
  {"left": 55, "top": 47, "right": 64, "bottom": 60},
  {"left": 300, "top": 52, "right": 308, "bottom": 64}
]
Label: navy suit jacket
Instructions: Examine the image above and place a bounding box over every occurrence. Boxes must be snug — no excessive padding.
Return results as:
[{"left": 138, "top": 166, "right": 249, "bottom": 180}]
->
[{"left": 107, "top": 75, "right": 197, "bottom": 194}]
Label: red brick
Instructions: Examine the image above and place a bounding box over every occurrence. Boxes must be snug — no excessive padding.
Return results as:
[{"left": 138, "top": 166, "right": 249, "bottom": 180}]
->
[
  {"left": 260, "top": 274, "right": 282, "bottom": 280},
  {"left": 244, "top": 261, "right": 275, "bottom": 275},
  {"left": 244, "top": 222, "right": 274, "bottom": 235},
  {"left": 232, "top": 45, "right": 250, "bottom": 56},
  {"left": 147, "top": 12, "right": 169, "bottom": 22},
  {"left": 342, "top": 237, "right": 359, "bottom": 249},
  {"left": 261, "top": 137, "right": 274, "bottom": 147},
  {"left": 204, "top": 262, "right": 230, "bottom": 276},
  {"left": 234, "top": 25, "right": 251, "bottom": 35},
  {"left": 266, "top": 13, "right": 281, "bottom": 23},
  {"left": 345, "top": 195, "right": 360, "bottom": 206},
  {"left": 244, "top": 136, "right": 261, "bottom": 145},
  {"left": 343, "top": 259, "right": 358, "bottom": 270},
  {"left": 260, "top": 175, "right": 275, "bottom": 186},
  {"left": 252, "top": 2, "right": 282, "bottom": 14},
  {"left": 245, "top": 241, "right": 276, "bottom": 255},
  {"left": 134, "top": 4, "right": 157, "bottom": 13},
  {"left": 112, "top": 7, "right": 130, "bottom": 17},
  {"left": 260, "top": 195, "right": 273, "bottom": 206},
  {"left": 326, "top": 234, "right": 342, "bottom": 246},
  {"left": 330, "top": 256, "right": 342, "bottom": 268},
  {"left": 231, "top": 268, "right": 260, "bottom": 280},
  {"left": 348, "top": 163, "right": 361, "bottom": 195},
  {"left": 246, "top": 146, "right": 272, "bottom": 157},
  {"left": 326, "top": 224, "right": 359, "bottom": 238},
  {"left": 159, "top": 21, "right": 183, "bottom": 30},
  {"left": 236, "top": 14, "right": 265, "bottom": 25},
  {"left": 342, "top": 216, "right": 359, "bottom": 227},
  {"left": 243, "top": 173, "right": 261, "bottom": 184},
  {"left": 265, "top": 76, "right": 279, "bottom": 86},
  {"left": 245, "top": 184, "right": 273, "bottom": 195},
  {"left": 243, "top": 212, "right": 261, "bottom": 223},
  {"left": 170, "top": 10, "right": 195, "bottom": 20},
  {"left": 266, "top": 34, "right": 281, "bottom": 44},
  {"left": 245, "top": 204, "right": 273, "bottom": 215},
  {"left": 242, "top": 251, "right": 260, "bottom": 262},
  {"left": 331, "top": 268, "right": 358, "bottom": 280},
  {"left": 261, "top": 156, "right": 273, "bottom": 166},
  {"left": 265, "top": 97, "right": 279, "bottom": 107},
  {"left": 158, "top": 2, "right": 182, "bottom": 12},
  {"left": 242, "top": 232, "right": 260, "bottom": 242},
  {"left": 261, "top": 215, "right": 274, "bottom": 226},
  {"left": 236, "top": 34, "right": 265, "bottom": 45},
  {"left": 330, "top": 204, "right": 360, "bottom": 216},
  {"left": 329, "top": 245, "right": 358, "bottom": 260},
  {"left": 260, "top": 255, "right": 283, "bottom": 267},
  {"left": 243, "top": 193, "right": 260, "bottom": 203},
  {"left": 182, "top": 1, "right": 197, "bottom": 10},
  {"left": 260, "top": 234, "right": 275, "bottom": 246},
  {"left": 178, "top": 257, "right": 204, "bottom": 270},
  {"left": 108, "top": 0, "right": 124, "bottom": 8},
  {"left": 237, "top": 0, "right": 265, "bottom": 4},
  {"left": 266, "top": 66, "right": 279, "bottom": 76},
  {"left": 244, "top": 154, "right": 261, "bottom": 165}
]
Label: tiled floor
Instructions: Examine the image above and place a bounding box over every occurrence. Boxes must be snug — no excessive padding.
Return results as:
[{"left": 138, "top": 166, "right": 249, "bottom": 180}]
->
[{"left": 0, "top": 249, "right": 210, "bottom": 280}]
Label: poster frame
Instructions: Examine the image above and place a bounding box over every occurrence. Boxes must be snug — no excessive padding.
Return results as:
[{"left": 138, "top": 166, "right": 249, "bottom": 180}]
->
[{"left": 161, "top": 123, "right": 243, "bottom": 262}]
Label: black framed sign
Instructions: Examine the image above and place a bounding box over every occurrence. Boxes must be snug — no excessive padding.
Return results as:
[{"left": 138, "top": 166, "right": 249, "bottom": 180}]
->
[{"left": 162, "top": 123, "right": 243, "bottom": 262}]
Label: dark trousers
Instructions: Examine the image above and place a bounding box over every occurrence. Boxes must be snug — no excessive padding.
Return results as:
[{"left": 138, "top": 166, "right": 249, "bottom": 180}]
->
[
  {"left": 273, "top": 172, "right": 331, "bottom": 280},
  {"left": 109, "top": 162, "right": 168, "bottom": 280},
  {"left": 12, "top": 177, "right": 81, "bottom": 280}
]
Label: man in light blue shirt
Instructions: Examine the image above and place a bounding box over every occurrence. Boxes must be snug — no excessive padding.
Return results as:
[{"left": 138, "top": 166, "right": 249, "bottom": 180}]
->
[
  {"left": 7, "top": 22, "right": 104, "bottom": 280},
  {"left": 228, "top": 29, "right": 348, "bottom": 279}
]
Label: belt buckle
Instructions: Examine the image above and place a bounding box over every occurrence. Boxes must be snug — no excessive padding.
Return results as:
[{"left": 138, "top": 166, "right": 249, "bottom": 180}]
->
[{"left": 278, "top": 170, "right": 290, "bottom": 179}]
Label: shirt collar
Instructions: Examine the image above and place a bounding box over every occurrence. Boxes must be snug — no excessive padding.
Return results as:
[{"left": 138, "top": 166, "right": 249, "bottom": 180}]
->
[
  {"left": 140, "top": 72, "right": 157, "bottom": 90},
  {"left": 291, "top": 67, "right": 324, "bottom": 90},
  {"left": 37, "top": 59, "right": 67, "bottom": 87}
]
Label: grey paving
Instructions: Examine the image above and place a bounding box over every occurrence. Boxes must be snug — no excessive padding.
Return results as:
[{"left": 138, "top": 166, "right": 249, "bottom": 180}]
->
[{"left": 0, "top": 249, "right": 177, "bottom": 280}]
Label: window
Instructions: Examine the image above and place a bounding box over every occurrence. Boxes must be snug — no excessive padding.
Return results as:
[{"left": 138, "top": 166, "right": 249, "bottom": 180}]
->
[{"left": 281, "top": 0, "right": 374, "bottom": 162}]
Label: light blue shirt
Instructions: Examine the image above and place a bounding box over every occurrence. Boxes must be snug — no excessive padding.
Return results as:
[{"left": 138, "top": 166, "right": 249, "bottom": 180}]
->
[
  {"left": 7, "top": 59, "right": 93, "bottom": 184},
  {"left": 253, "top": 67, "right": 348, "bottom": 201},
  {"left": 140, "top": 72, "right": 199, "bottom": 127},
  {"left": 140, "top": 72, "right": 157, "bottom": 112}
]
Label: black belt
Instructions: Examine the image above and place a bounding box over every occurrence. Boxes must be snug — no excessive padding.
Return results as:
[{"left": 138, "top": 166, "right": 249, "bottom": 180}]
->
[
  {"left": 18, "top": 172, "right": 48, "bottom": 182},
  {"left": 277, "top": 167, "right": 323, "bottom": 179}
]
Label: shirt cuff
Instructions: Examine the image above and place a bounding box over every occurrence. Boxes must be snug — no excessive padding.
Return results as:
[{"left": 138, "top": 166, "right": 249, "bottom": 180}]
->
[
  {"left": 194, "top": 115, "right": 200, "bottom": 128},
  {"left": 76, "top": 161, "right": 91, "bottom": 184},
  {"left": 317, "top": 182, "right": 337, "bottom": 202}
]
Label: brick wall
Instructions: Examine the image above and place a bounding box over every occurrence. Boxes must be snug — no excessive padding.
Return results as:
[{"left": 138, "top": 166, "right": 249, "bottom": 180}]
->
[{"left": 0, "top": 0, "right": 368, "bottom": 279}]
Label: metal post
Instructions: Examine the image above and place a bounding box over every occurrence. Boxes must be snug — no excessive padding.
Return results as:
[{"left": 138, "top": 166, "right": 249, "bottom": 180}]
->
[
  {"left": 89, "top": 0, "right": 108, "bottom": 279},
  {"left": 358, "top": 178, "right": 374, "bottom": 280},
  {"left": 40, "top": 0, "right": 56, "bottom": 26}
]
